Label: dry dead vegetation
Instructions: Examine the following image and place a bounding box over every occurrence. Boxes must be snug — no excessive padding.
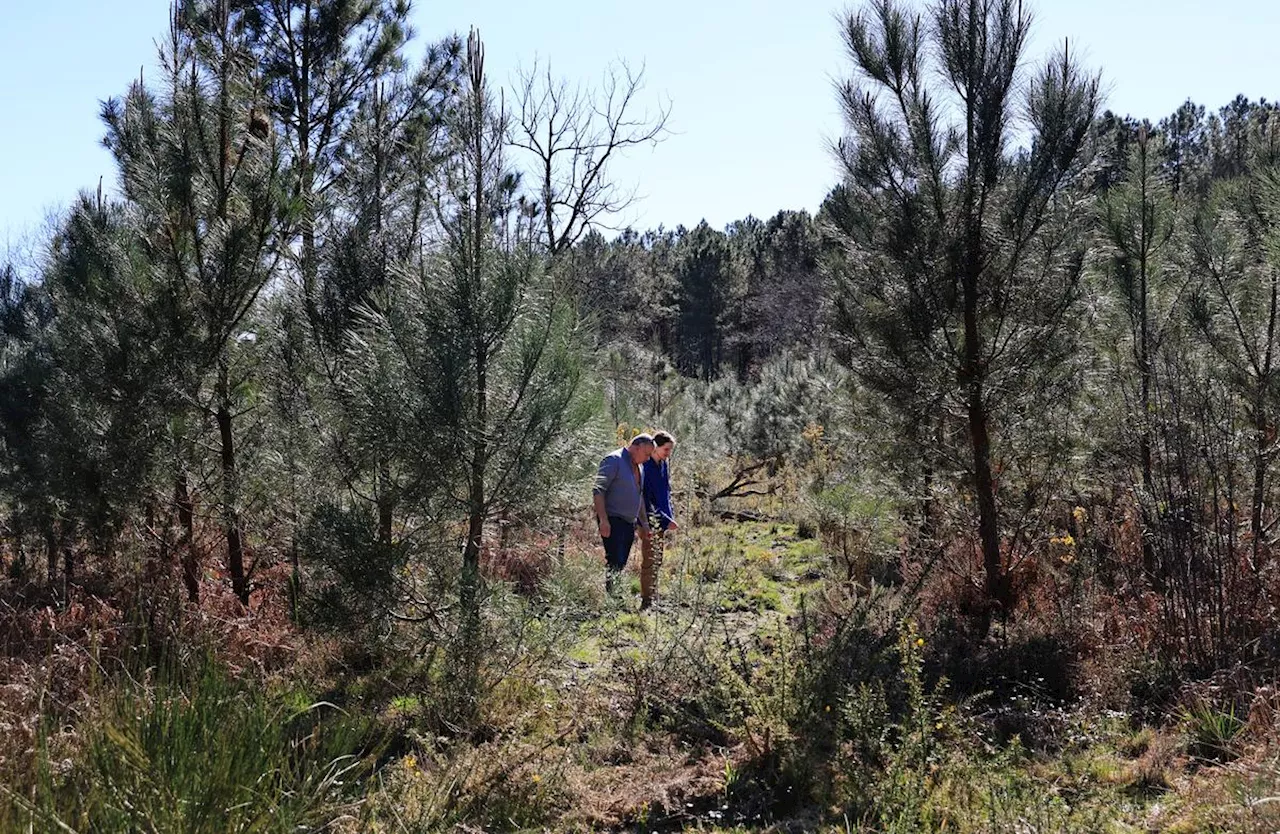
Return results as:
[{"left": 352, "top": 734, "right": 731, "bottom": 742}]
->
[{"left": 6, "top": 519, "right": 1280, "bottom": 833}]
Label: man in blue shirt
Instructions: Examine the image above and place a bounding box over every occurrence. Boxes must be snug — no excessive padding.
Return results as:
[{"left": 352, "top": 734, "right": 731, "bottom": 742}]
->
[
  {"left": 593, "top": 434, "right": 655, "bottom": 594},
  {"left": 640, "top": 431, "right": 677, "bottom": 610}
]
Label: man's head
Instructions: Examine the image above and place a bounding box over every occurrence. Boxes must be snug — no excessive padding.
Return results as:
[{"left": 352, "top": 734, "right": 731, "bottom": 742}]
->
[
  {"left": 628, "top": 433, "right": 655, "bottom": 464},
  {"left": 651, "top": 430, "right": 676, "bottom": 463}
]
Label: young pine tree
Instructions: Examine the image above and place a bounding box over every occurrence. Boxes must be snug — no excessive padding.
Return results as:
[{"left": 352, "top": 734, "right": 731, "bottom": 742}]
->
[
  {"left": 347, "top": 30, "right": 592, "bottom": 719},
  {"left": 1186, "top": 129, "right": 1280, "bottom": 575},
  {"left": 829, "top": 0, "right": 1099, "bottom": 619},
  {"left": 1096, "top": 124, "right": 1180, "bottom": 583},
  {"left": 103, "top": 1, "right": 286, "bottom": 604}
]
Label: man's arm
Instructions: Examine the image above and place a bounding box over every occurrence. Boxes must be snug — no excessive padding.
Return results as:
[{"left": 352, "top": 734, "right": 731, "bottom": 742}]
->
[
  {"left": 592, "top": 455, "right": 616, "bottom": 537},
  {"left": 593, "top": 454, "right": 617, "bottom": 495},
  {"left": 593, "top": 493, "right": 611, "bottom": 538}
]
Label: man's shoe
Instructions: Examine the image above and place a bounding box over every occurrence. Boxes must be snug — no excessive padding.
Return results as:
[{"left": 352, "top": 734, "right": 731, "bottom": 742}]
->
[{"left": 639, "top": 597, "right": 652, "bottom": 612}]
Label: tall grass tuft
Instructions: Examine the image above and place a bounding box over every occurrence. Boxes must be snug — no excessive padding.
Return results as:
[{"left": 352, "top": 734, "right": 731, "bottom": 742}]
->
[
  {"left": 1180, "top": 698, "right": 1246, "bottom": 763},
  {"left": 4, "top": 656, "right": 380, "bottom": 833}
]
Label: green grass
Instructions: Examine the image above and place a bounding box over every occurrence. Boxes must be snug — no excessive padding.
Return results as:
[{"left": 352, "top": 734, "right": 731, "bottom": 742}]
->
[
  {"left": 5, "top": 658, "right": 379, "bottom": 834},
  {"left": 568, "top": 633, "right": 602, "bottom": 665},
  {"left": 1181, "top": 699, "right": 1247, "bottom": 763}
]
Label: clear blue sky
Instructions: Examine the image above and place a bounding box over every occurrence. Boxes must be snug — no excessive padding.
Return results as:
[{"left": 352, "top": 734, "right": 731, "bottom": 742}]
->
[{"left": 4, "top": 1, "right": 1280, "bottom": 249}]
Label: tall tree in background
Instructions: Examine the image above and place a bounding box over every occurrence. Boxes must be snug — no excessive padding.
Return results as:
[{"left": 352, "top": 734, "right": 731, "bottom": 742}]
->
[
  {"left": 1096, "top": 124, "right": 1181, "bottom": 583},
  {"left": 1159, "top": 100, "right": 1207, "bottom": 198},
  {"left": 572, "top": 213, "right": 821, "bottom": 384},
  {"left": 733, "top": 210, "right": 823, "bottom": 376},
  {"left": 675, "top": 221, "right": 732, "bottom": 380},
  {"left": 1208, "top": 96, "right": 1280, "bottom": 183},
  {"left": 723, "top": 215, "right": 764, "bottom": 380},
  {"left": 830, "top": 0, "right": 1099, "bottom": 617}
]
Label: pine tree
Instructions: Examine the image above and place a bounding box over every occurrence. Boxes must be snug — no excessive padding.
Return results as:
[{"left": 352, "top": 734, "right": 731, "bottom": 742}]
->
[
  {"left": 1186, "top": 125, "right": 1280, "bottom": 574},
  {"left": 102, "top": 1, "right": 286, "bottom": 604},
  {"left": 0, "top": 185, "right": 188, "bottom": 595},
  {"left": 347, "top": 30, "right": 592, "bottom": 719},
  {"left": 1096, "top": 123, "right": 1180, "bottom": 583},
  {"left": 1158, "top": 100, "right": 1207, "bottom": 197},
  {"left": 303, "top": 43, "right": 459, "bottom": 558},
  {"left": 830, "top": 0, "right": 1099, "bottom": 618},
  {"left": 0, "top": 263, "right": 59, "bottom": 588},
  {"left": 675, "top": 221, "right": 732, "bottom": 380},
  {"left": 241, "top": 4, "right": 458, "bottom": 605},
  {"left": 240, "top": 0, "right": 419, "bottom": 353}
]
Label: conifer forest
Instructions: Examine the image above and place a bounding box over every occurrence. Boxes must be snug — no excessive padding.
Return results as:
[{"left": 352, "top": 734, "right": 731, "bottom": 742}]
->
[{"left": 7, "top": 1, "right": 1280, "bottom": 831}]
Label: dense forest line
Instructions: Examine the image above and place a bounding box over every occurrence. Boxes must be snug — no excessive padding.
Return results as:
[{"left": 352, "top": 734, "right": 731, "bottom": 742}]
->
[{"left": 7, "top": 0, "right": 1280, "bottom": 831}]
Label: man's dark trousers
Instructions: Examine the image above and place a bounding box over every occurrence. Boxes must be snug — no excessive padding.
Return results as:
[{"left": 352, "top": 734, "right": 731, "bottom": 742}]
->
[{"left": 602, "top": 515, "right": 637, "bottom": 573}]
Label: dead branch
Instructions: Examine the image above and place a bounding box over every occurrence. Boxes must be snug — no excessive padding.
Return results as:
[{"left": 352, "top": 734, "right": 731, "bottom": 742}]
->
[{"left": 511, "top": 57, "right": 671, "bottom": 255}]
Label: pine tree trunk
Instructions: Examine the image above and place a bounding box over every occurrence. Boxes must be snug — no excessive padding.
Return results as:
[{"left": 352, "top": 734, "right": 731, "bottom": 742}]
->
[
  {"left": 62, "top": 537, "right": 74, "bottom": 596},
  {"left": 451, "top": 362, "right": 488, "bottom": 722},
  {"left": 372, "top": 86, "right": 395, "bottom": 552},
  {"left": 1253, "top": 391, "right": 1270, "bottom": 575},
  {"left": 176, "top": 472, "right": 198, "bottom": 602},
  {"left": 284, "top": 421, "right": 301, "bottom": 618},
  {"left": 44, "top": 523, "right": 57, "bottom": 593},
  {"left": 455, "top": 39, "right": 489, "bottom": 724},
  {"left": 377, "top": 460, "right": 394, "bottom": 547},
  {"left": 1136, "top": 140, "right": 1162, "bottom": 590},
  {"left": 1253, "top": 272, "right": 1279, "bottom": 574},
  {"left": 959, "top": 14, "right": 1005, "bottom": 621},
  {"left": 1139, "top": 365, "right": 1156, "bottom": 586},
  {"left": 216, "top": 365, "right": 249, "bottom": 606},
  {"left": 963, "top": 239, "right": 1004, "bottom": 619},
  {"left": 455, "top": 349, "right": 487, "bottom": 723},
  {"left": 966, "top": 372, "right": 1004, "bottom": 615},
  {"left": 461, "top": 464, "right": 485, "bottom": 608}
]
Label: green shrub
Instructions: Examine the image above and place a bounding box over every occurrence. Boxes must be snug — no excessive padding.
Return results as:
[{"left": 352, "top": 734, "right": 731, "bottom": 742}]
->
[{"left": 299, "top": 502, "right": 411, "bottom": 635}]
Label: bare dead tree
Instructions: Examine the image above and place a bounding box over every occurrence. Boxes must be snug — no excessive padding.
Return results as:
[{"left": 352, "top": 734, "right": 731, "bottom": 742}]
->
[{"left": 511, "top": 58, "right": 671, "bottom": 256}]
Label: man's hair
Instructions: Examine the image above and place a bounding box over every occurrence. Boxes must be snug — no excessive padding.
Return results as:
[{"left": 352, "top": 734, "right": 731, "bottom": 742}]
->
[
  {"left": 629, "top": 433, "right": 655, "bottom": 448},
  {"left": 653, "top": 430, "right": 675, "bottom": 448}
]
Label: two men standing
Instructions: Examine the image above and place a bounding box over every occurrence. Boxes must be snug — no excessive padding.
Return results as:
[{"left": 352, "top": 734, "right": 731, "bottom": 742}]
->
[{"left": 592, "top": 431, "right": 677, "bottom": 610}]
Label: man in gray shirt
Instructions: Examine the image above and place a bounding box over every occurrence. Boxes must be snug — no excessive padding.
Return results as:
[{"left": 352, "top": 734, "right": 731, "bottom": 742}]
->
[{"left": 593, "top": 434, "right": 655, "bottom": 593}]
